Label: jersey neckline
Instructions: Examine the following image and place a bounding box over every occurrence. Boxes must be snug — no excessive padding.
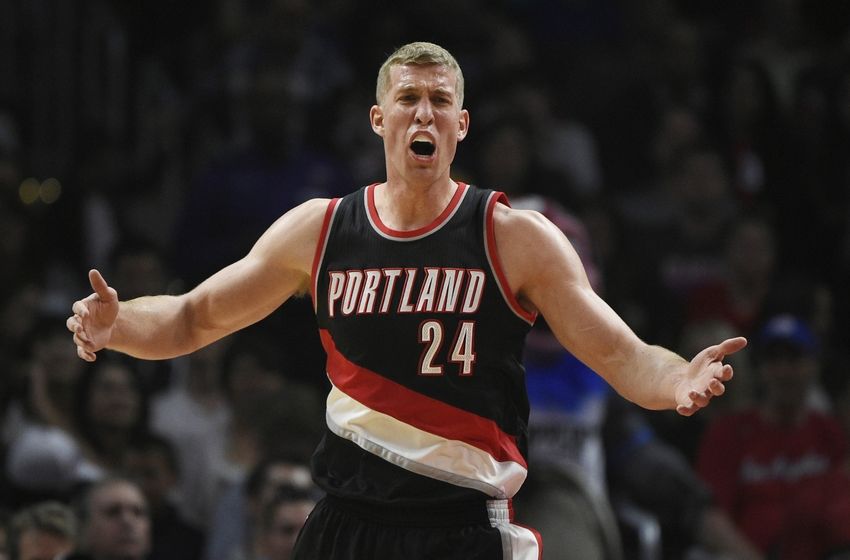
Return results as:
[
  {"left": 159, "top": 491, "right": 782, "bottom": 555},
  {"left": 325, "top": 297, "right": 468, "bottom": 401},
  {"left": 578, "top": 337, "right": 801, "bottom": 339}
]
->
[{"left": 365, "top": 182, "right": 469, "bottom": 241}]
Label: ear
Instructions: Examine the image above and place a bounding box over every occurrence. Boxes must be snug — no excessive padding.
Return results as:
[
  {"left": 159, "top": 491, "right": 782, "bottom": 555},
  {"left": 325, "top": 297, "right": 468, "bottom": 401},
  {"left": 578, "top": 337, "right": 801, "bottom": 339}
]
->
[
  {"left": 457, "top": 109, "right": 470, "bottom": 142},
  {"left": 370, "top": 105, "right": 384, "bottom": 137}
]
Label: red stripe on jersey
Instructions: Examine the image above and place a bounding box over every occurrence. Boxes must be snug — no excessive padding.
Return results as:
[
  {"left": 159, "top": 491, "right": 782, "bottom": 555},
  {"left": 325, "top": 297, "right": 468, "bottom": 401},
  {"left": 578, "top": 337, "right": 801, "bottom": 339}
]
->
[
  {"left": 367, "top": 182, "right": 468, "bottom": 238},
  {"left": 311, "top": 198, "right": 341, "bottom": 311},
  {"left": 485, "top": 193, "right": 538, "bottom": 324},
  {"left": 319, "top": 329, "right": 527, "bottom": 467}
]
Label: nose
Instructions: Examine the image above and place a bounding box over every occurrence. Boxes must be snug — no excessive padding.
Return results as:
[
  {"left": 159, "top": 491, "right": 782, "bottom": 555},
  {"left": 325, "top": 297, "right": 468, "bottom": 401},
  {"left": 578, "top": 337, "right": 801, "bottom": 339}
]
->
[{"left": 414, "top": 98, "right": 434, "bottom": 125}]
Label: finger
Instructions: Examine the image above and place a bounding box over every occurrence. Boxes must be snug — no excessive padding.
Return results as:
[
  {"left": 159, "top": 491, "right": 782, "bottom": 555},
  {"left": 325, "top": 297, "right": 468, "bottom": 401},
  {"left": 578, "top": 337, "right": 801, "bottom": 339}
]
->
[
  {"left": 89, "top": 269, "right": 118, "bottom": 302},
  {"left": 66, "top": 316, "right": 91, "bottom": 342},
  {"left": 676, "top": 403, "right": 697, "bottom": 417},
  {"left": 689, "top": 389, "right": 711, "bottom": 408},
  {"left": 77, "top": 345, "right": 96, "bottom": 362},
  {"left": 714, "top": 336, "right": 748, "bottom": 358},
  {"left": 715, "top": 363, "right": 734, "bottom": 382},
  {"left": 72, "top": 300, "right": 90, "bottom": 319},
  {"left": 708, "top": 378, "right": 726, "bottom": 396},
  {"left": 76, "top": 327, "right": 92, "bottom": 344},
  {"left": 73, "top": 331, "right": 93, "bottom": 349}
]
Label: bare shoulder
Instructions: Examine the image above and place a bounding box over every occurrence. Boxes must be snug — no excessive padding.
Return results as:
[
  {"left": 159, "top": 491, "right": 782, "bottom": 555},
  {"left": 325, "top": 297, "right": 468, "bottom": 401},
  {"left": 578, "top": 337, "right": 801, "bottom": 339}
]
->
[
  {"left": 491, "top": 202, "right": 588, "bottom": 311},
  {"left": 491, "top": 202, "right": 573, "bottom": 269},
  {"left": 492, "top": 201, "right": 552, "bottom": 231},
  {"left": 276, "top": 197, "right": 334, "bottom": 230},
  {"left": 251, "top": 197, "right": 334, "bottom": 275}
]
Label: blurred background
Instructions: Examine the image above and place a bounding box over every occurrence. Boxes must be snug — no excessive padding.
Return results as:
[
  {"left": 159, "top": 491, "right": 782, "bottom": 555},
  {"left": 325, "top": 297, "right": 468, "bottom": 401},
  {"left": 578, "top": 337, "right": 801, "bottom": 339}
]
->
[{"left": 1, "top": 1, "right": 849, "bottom": 559}]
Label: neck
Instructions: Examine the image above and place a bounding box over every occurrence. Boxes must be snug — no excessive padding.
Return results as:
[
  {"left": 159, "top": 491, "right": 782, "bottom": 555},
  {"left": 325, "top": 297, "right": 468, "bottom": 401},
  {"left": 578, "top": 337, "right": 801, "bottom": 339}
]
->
[
  {"left": 374, "top": 177, "right": 457, "bottom": 231},
  {"left": 91, "top": 427, "right": 132, "bottom": 468},
  {"left": 761, "top": 401, "right": 805, "bottom": 427}
]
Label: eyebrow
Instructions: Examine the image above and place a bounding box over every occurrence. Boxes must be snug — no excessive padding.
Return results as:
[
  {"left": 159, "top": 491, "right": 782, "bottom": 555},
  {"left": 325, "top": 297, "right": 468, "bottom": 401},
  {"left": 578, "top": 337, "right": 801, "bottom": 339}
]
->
[{"left": 395, "top": 84, "right": 455, "bottom": 98}]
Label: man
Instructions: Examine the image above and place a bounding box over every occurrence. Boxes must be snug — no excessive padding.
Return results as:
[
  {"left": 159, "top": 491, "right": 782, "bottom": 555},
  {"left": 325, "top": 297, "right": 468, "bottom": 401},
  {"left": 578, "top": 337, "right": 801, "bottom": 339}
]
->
[
  {"left": 9, "top": 501, "right": 77, "bottom": 560},
  {"left": 124, "top": 435, "right": 204, "bottom": 560},
  {"left": 68, "top": 42, "right": 746, "bottom": 559},
  {"left": 696, "top": 314, "right": 850, "bottom": 558},
  {"left": 252, "top": 486, "right": 318, "bottom": 560},
  {"left": 64, "top": 477, "right": 151, "bottom": 560}
]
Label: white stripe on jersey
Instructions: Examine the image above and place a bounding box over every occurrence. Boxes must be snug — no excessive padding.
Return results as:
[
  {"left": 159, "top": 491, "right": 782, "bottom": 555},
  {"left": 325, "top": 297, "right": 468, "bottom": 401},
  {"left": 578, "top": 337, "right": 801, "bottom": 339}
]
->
[{"left": 325, "top": 383, "right": 528, "bottom": 499}]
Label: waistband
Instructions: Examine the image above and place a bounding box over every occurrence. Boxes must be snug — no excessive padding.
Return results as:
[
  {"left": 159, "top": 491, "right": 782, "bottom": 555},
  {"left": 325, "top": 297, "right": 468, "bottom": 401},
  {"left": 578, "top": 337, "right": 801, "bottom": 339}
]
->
[{"left": 323, "top": 494, "right": 514, "bottom": 528}]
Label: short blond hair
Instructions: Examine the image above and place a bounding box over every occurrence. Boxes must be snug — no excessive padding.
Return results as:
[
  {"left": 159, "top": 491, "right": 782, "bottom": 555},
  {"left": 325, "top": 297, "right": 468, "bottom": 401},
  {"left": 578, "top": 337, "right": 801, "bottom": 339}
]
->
[
  {"left": 11, "top": 501, "right": 78, "bottom": 551},
  {"left": 375, "top": 42, "right": 465, "bottom": 107}
]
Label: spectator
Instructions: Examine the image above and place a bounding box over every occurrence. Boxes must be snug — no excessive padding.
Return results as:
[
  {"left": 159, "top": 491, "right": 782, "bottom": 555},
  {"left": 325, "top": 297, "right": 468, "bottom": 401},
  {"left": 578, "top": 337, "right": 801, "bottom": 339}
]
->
[
  {"left": 468, "top": 115, "right": 565, "bottom": 207},
  {"left": 4, "top": 314, "right": 95, "bottom": 503},
  {"left": 200, "top": 329, "right": 291, "bottom": 520},
  {"left": 9, "top": 501, "right": 77, "bottom": 560},
  {"left": 685, "top": 213, "right": 778, "bottom": 337},
  {"left": 604, "top": 395, "right": 762, "bottom": 560},
  {"left": 6, "top": 353, "right": 150, "bottom": 504},
  {"left": 705, "top": 57, "right": 785, "bottom": 203},
  {"left": 149, "top": 339, "right": 230, "bottom": 529},
  {"left": 696, "top": 314, "right": 850, "bottom": 558},
  {"left": 251, "top": 485, "right": 318, "bottom": 560},
  {"left": 621, "top": 146, "right": 740, "bottom": 346},
  {"left": 107, "top": 237, "right": 174, "bottom": 304},
  {"left": 107, "top": 237, "right": 179, "bottom": 396},
  {"left": 72, "top": 355, "right": 150, "bottom": 474},
  {"left": 173, "top": 325, "right": 321, "bottom": 533},
  {"left": 124, "top": 434, "right": 205, "bottom": 560},
  {"left": 206, "top": 456, "right": 314, "bottom": 560},
  {"left": 64, "top": 477, "right": 150, "bottom": 560}
]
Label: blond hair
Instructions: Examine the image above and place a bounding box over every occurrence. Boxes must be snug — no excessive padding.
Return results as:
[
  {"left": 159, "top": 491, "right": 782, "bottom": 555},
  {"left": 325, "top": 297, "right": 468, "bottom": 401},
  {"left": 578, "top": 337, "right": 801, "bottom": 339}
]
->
[
  {"left": 375, "top": 42, "right": 465, "bottom": 107},
  {"left": 10, "top": 501, "right": 78, "bottom": 553}
]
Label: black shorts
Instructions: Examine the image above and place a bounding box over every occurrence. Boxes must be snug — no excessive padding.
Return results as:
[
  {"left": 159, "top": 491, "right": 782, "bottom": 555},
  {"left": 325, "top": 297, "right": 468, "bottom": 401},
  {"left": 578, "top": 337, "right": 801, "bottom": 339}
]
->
[{"left": 292, "top": 495, "right": 542, "bottom": 559}]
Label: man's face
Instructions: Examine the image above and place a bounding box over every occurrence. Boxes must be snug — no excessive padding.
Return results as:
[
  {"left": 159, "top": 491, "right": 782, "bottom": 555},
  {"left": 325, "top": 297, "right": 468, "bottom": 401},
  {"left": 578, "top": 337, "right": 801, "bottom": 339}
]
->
[
  {"left": 17, "top": 529, "right": 74, "bottom": 560},
  {"left": 88, "top": 364, "right": 140, "bottom": 431},
  {"left": 83, "top": 482, "right": 150, "bottom": 560},
  {"left": 261, "top": 500, "right": 315, "bottom": 560},
  {"left": 259, "top": 464, "right": 313, "bottom": 506},
  {"left": 370, "top": 64, "right": 469, "bottom": 187},
  {"left": 124, "top": 449, "right": 176, "bottom": 511},
  {"left": 759, "top": 344, "right": 816, "bottom": 412}
]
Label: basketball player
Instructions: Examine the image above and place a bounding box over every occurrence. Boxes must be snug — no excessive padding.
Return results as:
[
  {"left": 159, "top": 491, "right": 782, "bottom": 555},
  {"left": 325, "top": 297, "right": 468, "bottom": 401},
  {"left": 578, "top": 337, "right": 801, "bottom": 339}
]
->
[{"left": 67, "top": 42, "right": 746, "bottom": 559}]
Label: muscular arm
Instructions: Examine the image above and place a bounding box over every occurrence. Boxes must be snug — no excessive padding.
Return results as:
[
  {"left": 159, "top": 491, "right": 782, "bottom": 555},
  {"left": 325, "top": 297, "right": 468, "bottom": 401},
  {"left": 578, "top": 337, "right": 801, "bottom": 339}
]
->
[
  {"left": 494, "top": 204, "right": 745, "bottom": 413},
  {"left": 70, "top": 198, "right": 329, "bottom": 360}
]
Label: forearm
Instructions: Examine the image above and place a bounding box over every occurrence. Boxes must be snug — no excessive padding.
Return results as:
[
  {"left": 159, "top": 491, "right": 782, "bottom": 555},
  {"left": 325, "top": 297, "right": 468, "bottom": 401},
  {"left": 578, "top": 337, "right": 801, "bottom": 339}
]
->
[
  {"left": 566, "top": 296, "right": 687, "bottom": 411},
  {"left": 607, "top": 341, "right": 687, "bottom": 411},
  {"left": 109, "top": 294, "right": 211, "bottom": 359},
  {"left": 546, "top": 299, "right": 688, "bottom": 411}
]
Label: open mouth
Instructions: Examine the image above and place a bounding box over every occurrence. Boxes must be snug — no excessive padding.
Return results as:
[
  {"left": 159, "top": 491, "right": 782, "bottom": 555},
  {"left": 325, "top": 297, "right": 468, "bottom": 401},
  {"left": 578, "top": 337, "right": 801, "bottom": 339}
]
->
[{"left": 410, "top": 138, "right": 436, "bottom": 157}]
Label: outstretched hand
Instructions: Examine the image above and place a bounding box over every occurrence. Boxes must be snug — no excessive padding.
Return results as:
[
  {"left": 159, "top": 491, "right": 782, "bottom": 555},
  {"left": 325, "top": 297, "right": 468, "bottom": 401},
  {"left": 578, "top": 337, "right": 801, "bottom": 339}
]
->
[
  {"left": 675, "top": 337, "right": 748, "bottom": 416},
  {"left": 66, "top": 269, "right": 119, "bottom": 362}
]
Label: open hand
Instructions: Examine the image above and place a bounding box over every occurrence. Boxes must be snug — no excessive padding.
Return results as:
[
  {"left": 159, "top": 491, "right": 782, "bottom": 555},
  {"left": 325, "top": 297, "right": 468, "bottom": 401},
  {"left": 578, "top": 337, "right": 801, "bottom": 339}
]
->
[
  {"left": 66, "top": 269, "right": 119, "bottom": 362},
  {"left": 675, "top": 337, "right": 748, "bottom": 416}
]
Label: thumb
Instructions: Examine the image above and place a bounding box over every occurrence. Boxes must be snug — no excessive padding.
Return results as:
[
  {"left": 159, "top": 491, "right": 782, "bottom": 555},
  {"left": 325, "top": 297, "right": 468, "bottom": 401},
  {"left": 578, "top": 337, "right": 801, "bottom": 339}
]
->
[
  {"left": 713, "top": 336, "right": 748, "bottom": 359},
  {"left": 89, "top": 269, "right": 118, "bottom": 302}
]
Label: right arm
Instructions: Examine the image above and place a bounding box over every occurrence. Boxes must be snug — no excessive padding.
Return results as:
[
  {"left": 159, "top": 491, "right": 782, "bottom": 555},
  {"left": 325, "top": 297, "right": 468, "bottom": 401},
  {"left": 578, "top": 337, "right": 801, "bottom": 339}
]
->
[{"left": 67, "top": 198, "right": 330, "bottom": 361}]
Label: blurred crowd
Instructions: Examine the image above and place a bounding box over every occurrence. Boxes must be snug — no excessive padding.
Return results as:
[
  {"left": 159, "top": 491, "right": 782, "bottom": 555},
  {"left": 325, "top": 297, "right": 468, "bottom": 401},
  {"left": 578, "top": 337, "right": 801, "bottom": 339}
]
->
[{"left": 1, "top": 0, "right": 849, "bottom": 559}]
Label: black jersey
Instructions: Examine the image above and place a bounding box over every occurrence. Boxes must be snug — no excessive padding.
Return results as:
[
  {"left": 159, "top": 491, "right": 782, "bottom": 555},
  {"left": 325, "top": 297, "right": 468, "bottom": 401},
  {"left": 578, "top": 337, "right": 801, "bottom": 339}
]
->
[{"left": 311, "top": 182, "right": 536, "bottom": 508}]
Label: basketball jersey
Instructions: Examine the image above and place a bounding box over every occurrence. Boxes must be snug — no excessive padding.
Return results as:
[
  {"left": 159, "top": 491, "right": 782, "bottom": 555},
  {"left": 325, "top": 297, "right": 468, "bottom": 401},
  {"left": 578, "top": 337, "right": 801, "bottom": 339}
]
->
[{"left": 311, "top": 182, "right": 536, "bottom": 508}]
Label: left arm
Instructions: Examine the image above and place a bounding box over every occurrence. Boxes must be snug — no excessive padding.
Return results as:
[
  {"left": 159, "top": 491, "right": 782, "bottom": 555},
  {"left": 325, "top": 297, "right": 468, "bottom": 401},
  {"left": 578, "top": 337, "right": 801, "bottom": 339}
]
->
[{"left": 494, "top": 204, "right": 746, "bottom": 415}]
